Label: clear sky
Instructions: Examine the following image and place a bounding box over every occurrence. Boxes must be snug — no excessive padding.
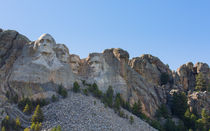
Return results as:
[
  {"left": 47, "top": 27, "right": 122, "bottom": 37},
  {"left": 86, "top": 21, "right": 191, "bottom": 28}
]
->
[{"left": 1, "top": 0, "right": 210, "bottom": 70}]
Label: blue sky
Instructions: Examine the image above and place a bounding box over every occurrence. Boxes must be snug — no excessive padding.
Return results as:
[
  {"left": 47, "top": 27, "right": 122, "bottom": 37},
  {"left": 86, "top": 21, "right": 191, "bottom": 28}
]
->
[{"left": 1, "top": 0, "right": 210, "bottom": 70}]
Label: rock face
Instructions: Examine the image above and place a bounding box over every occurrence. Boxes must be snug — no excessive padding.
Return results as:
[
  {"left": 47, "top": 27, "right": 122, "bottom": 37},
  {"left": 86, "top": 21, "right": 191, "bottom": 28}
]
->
[
  {"left": 188, "top": 91, "right": 210, "bottom": 115},
  {"left": 0, "top": 28, "right": 209, "bottom": 128},
  {"left": 7, "top": 34, "right": 75, "bottom": 98},
  {"left": 129, "top": 54, "right": 172, "bottom": 86},
  {"left": 176, "top": 62, "right": 210, "bottom": 91},
  {"left": 0, "top": 30, "right": 30, "bottom": 98},
  {"left": 177, "top": 62, "right": 196, "bottom": 90},
  {"left": 76, "top": 49, "right": 161, "bottom": 117}
]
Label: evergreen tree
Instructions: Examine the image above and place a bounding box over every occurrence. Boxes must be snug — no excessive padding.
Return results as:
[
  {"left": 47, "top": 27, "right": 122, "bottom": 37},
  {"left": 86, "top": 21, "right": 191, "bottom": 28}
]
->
[
  {"left": 103, "top": 86, "right": 114, "bottom": 107},
  {"left": 171, "top": 92, "right": 188, "bottom": 119},
  {"left": 31, "top": 105, "right": 44, "bottom": 123},
  {"left": 1, "top": 126, "right": 5, "bottom": 131},
  {"left": 132, "top": 100, "right": 142, "bottom": 118},
  {"left": 15, "top": 117, "right": 21, "bottom": 130},
  {"left": 73, "top": 81, "right": 80, "bottom": 93},
  {"left": 23, "top": 104, "right": 30, "bottom": 114},
  {"left": 24, "top": 128, "right": 30, "bottom": 131},
  {"left": 195, "top": 73, "right": 207, "bottom": 91}
]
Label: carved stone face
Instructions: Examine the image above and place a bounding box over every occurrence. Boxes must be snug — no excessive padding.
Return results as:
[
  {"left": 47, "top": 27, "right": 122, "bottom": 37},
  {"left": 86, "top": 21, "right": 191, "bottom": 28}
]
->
[
  {"left": 32, "top": 34, "right": 63, "bottom": 69},
  {"left": 55, "top": 44, "right": 70, "bottom": 63},
  {"left": 87, "top": 54, "right": 103, "bottom": 75},
  {"left": 70, "top": 55, "right": 80, "bottom": 74},
  {"left": 35, "top": 34, "right": 56, "bottom": 54}
]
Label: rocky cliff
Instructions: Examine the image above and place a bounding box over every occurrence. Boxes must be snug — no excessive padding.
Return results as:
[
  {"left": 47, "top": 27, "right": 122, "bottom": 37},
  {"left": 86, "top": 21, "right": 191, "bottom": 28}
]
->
[{"left": 0, "top": 29, "right": 209, "bottom": 130}]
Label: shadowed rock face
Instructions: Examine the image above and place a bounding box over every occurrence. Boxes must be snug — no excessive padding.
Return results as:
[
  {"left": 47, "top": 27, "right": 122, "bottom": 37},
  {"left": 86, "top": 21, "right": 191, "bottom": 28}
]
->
[
  {"left": 0, "top": 30, "right": 30, "bottom": 98},
  {"left": 70, "top": 54, "right": 81, "bottom": 74}
]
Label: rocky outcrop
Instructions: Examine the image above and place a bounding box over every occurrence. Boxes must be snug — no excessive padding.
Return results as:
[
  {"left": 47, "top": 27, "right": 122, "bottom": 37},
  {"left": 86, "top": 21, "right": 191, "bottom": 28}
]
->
[
  {"left": 176, "top": 62, "right": 210, "bottom": 91},
  {"left": 129, "top": 54, "right": 172, "bottom": 86},
  {"left": 176, "top": 62, "right": 196, "bottom": 90},
  {"left": 188, "top": 91, "right": 210, "bottom": 116},
  {"left": 76, "top": 49, "right": 162, "bottom": 117},
  {"left": 0, "top": 30, "right": 30, "bottom": 98},
  {"left": 0, "top": 28, "right": 209, "bottom": 123}
]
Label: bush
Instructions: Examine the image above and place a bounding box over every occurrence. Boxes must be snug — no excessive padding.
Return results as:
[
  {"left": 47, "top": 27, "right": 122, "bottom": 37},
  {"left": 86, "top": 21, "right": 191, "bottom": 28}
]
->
[
  {"left": 88, "top": 83, "right": 102, "bottom": 98},
  {"left": 118, "top": 110, "right": 125, "bottom": 118},
  {"left": 51, "top": 95, "right": 58, "bottom": 102},
  {"left": 82, "top": 89, "right": 88, "bottom": 96},
  {"left": 130, "top": 116, "right": 134, "bottom": 124},
  {"left": 58, "top": 85, "right": 68, "bottom": 98},
  {"left": 73, "top": 81, "right": 80, "bottom": 93},
  {"left": 51, "top": 125, "right": 61, "bottom": 131},
  {"left": 160, "top": 72, "right": 169, "bottom": 85}
]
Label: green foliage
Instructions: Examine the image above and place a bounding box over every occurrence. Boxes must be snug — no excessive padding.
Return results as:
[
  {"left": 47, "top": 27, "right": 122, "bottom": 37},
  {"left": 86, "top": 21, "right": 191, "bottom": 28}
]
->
[
  {"left": 129, "top": 116, "right": 134, "bottom": 124},
  {"left": 171, "top": 92, "right": 188, "bottom": 119},
  {"left": 23, "top": 104, "right": 30, "bottom": 114},
  {"left": 88, "top": 83, "right": 103, "bottom": 98},
  {"left": 196, "top": 109, "right": 210, "bottom": 130},
  {"left": 160, "top": 72, "right": 170, "bottom": 85},
  {"left": 82, "top": 89, "right": 88, "bottom": 96},
  {"left": 58, "top": 85, "right": 68, "bottom": 98},
  {"left": 102, "top": 86, "right": 114, "bottom": 107},
  {"left": 31, "top": 105, "right": 44, "bottom": 123},
  {"left": 195, "top": 73, "right": 207, "bottom": 91},
  {"left": 164, "top": 119, "right": 177, "bottom": 131},
  {"left": 150, "top": 119, "right": 164, "bottom": 131},
  {"left": 155, "top": 104, "right": 169, "bottom": 119},
  {"left": 73, "top": 81, "right": 80, "bottom": 93},
  {"left": 18, "top": 97, "right": 48, "bottom": 114},
  {"left": 131, "top": 100, "right": 142, "bottom": 118},
  {"left": 15, "top": 117, "right": 21, "bottom": 130},
  {"left": 1, "top": 126, "right": 5, "bottom": 131},
  {"left": 51, "top": 95, "right": 58, "bottom": 102},
  {"left": 1, "top": 115, "right": 16, "bottom": 130},
  {"left": 31, "top": 122, "right": 42, "bottom": 131},
  {"left": 51, "top": 125, "right": 61, "bottom": 131},
  {"left": 113, "top": 94, "right": 121, "bottom": 111},
  {"left": 118, "top": 110, "right": 125, "bottom": 118},
  {"left": 184, "top": 108, "right": 197, "bottom": 129},
  {"left": 24, "top": 128, "right": 30, "bottom": 131}
]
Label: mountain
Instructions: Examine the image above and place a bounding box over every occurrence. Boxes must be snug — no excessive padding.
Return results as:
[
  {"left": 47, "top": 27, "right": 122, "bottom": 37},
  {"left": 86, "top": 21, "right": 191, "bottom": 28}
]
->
[{"left": 0, "top": 28, "right": 209, "bottom": 131}]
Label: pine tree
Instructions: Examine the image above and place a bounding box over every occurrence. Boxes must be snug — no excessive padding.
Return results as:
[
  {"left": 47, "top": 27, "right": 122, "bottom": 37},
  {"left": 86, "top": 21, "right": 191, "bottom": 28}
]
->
[
  {"left": 195, "top": 73, "right": 206, "bottom": 91},
  {"left": 1, "top": 126, "right": 6, "bottom": 131},
  {"left": 31, "top": 105, "right": 44, "bottom": 123},
  {"left": 15, "top": 117, "right": 21, "bottom": 130},
  {"left": 23, "top": 104, "right": 30, "bottom": 114},
  {"left": 171, "top": 92, "right": 188, "bottom": 119},
  {"left": 73, "top": 81, "right": 80, "bottom": 93},
  {"left": 132, "top": 100, "right": 142, "bottom": 118},
  {"left": 24, "top": 128, "right": 30, "bottom": 131}
]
